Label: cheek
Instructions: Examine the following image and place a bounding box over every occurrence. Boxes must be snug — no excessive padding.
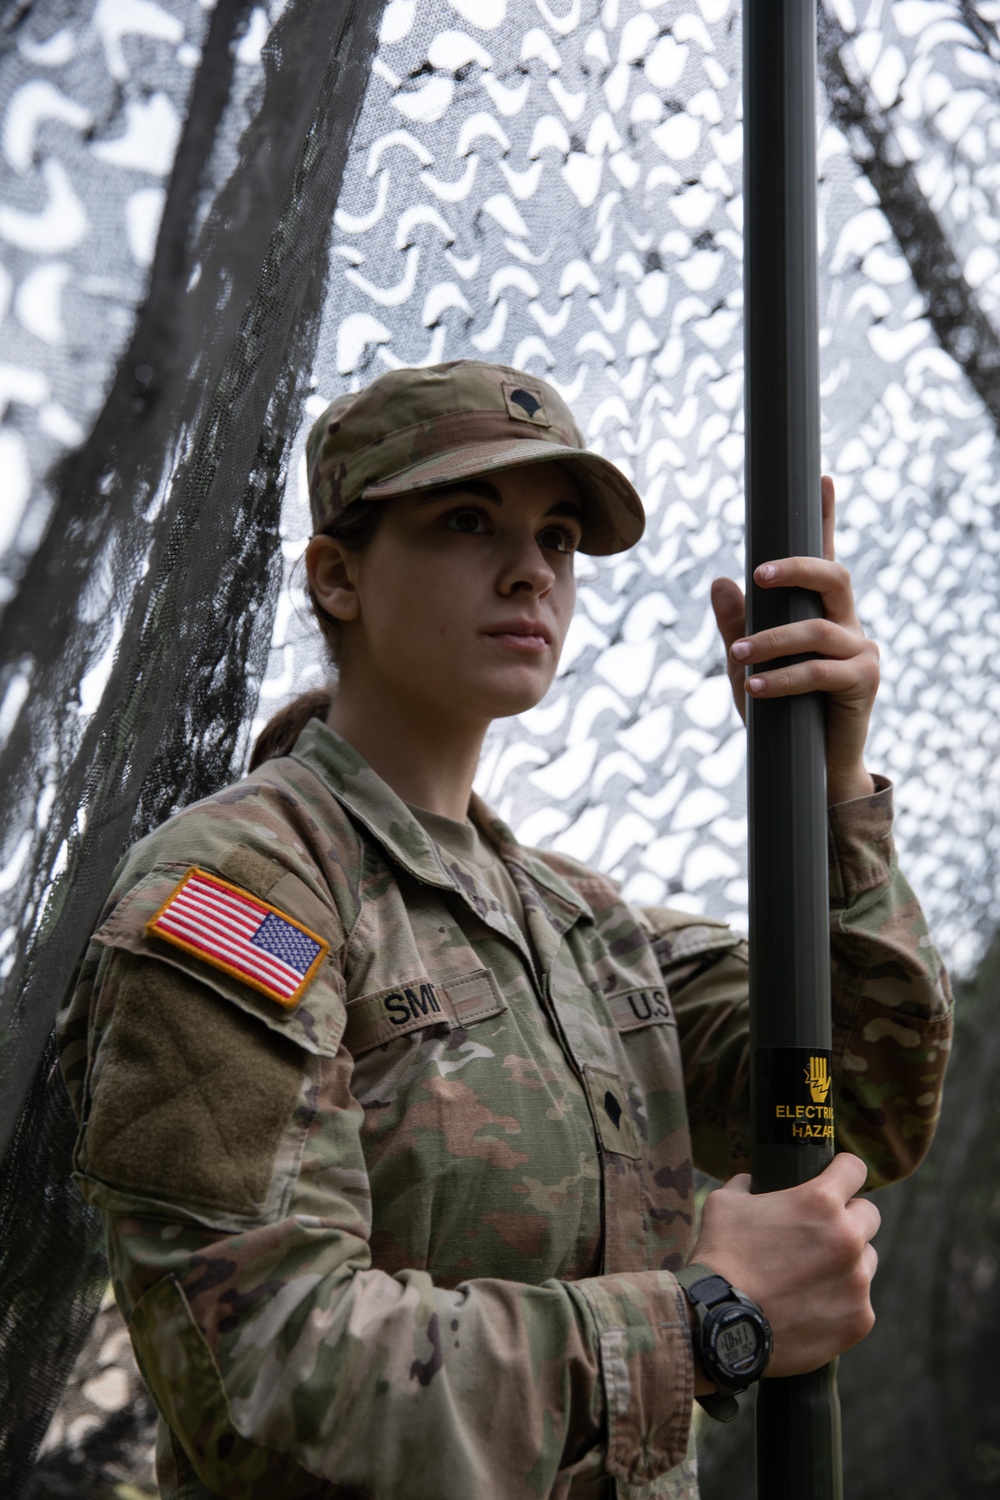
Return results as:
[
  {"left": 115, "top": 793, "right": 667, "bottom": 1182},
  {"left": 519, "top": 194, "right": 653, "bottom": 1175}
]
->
[
  {"left": 375, "top": 591, "right": 460, "bottom": 661},
  {"left": 553, "top": 573, "right": 577, "bottom": 646}
]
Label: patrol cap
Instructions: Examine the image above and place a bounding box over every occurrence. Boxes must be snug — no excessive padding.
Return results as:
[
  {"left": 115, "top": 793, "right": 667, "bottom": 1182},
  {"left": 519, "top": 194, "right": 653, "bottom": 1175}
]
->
[{"left": 305, "top": 360, "right": 645, "bottom": 556}]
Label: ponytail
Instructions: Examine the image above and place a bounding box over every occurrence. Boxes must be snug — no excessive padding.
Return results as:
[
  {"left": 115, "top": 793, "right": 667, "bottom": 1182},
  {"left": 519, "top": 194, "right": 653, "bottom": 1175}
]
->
[{"left": 249, "top": 687, "right": 332, "bottom": 771}]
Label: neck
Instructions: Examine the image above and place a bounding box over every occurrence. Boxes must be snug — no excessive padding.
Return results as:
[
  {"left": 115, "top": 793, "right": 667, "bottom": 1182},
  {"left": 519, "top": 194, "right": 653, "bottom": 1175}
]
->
[{"left": 326, "top": 689, "right": 486, "bottom": 822}]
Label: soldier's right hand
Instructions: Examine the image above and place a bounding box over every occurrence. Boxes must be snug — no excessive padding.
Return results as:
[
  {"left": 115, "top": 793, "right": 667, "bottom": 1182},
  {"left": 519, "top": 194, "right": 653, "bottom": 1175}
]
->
[{"left": 688, "top": 1151, "right": 880, "bottom": 1379}]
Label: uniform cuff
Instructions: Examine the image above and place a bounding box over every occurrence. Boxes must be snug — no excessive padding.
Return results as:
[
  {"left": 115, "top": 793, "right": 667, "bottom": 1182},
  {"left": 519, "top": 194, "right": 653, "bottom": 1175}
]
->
[
  {"left": 566, "top": 1271, "right": 693, "bottom": 1484},
  {"left": 827, "top": 774, "right": 894, "bottom": 909}
]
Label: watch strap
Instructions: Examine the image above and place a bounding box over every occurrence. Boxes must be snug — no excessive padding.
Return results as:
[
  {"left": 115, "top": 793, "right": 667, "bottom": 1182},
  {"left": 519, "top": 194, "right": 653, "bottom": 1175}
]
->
[
  {"left": 676, "top": 1261, "right": 771, "bottom": 1419},
  {"left": 681, "top": 1271, "right": 739, "bottom": 1309},
  {"left": 678, "top": 1265, "right": 738, "bottom": 1420},
  {"left": 696, "top": 1391, "right": 740, "bottom": 1423},
  {"left": 675, "top": 1262, "right": 720, "bottom": 1296}
]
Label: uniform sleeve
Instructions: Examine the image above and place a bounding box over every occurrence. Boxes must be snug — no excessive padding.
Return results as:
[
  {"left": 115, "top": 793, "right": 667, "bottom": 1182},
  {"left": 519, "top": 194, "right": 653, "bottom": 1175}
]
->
[
  {"left": 65, "top": 895, "right": 695, "bottom": 1498},
  {"left": 641, "top": 777, "right": 952, "bottom": 1188},
  {"left": 825, "top": 776, "right": 952, "bottom": 1186}
]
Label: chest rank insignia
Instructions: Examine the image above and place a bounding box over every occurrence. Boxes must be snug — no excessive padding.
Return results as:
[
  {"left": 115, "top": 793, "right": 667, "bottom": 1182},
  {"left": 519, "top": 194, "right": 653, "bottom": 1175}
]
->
[{"left": 147, "top": 868, "right": 329, "bottom": 1010}]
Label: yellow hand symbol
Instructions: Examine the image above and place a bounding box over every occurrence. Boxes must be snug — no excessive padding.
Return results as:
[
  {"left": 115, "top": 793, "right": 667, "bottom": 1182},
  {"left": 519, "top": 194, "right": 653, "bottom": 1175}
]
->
[{"left": 805, "top": 1055, "right": 831, "bottom": 1104}]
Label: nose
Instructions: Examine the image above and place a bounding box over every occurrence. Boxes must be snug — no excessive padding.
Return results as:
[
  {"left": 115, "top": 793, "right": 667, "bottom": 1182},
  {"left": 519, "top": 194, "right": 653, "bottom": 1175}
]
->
[{"left": 496, "top": 530, "right": 556, "bottom": 597}]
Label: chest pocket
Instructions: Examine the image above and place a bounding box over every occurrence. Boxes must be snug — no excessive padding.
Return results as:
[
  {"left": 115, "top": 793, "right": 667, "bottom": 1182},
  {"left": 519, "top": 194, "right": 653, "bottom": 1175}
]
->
[{"left": 344, "top": 967, "right": 507, "bottom": 1056}]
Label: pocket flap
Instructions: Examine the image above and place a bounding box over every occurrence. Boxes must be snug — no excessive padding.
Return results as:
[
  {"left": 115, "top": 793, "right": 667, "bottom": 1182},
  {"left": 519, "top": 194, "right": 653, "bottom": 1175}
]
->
[{"left": 660, "top": 923, "right": 742, "bottom": 961}]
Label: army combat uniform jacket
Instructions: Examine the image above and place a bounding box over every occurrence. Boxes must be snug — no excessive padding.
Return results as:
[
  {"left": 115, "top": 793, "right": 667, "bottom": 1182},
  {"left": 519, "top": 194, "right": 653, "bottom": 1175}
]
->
[{"left": 58, "top": 720, "right": 952, "bottom": 1500}]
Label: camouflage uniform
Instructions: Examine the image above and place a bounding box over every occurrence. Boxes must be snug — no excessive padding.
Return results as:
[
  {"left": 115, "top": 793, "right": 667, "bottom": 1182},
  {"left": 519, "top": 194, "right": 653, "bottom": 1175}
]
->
[{"left": 58, "top": 720, "right": 952, "bottom": 1500}]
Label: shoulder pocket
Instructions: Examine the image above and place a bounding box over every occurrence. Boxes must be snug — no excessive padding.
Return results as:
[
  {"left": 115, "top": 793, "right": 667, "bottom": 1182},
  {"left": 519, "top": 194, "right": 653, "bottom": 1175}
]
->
[
  {"left": 656, "top": 922, "right": 743, "bottom": 962},
  {"left": 95, "top": 863, "right": 346, "bottom": 1057},
  {"left": 640, "top": 907, "right": 745, "bottom": 993},
  {"left": 345, "top": 967, "right": 506, "bottom": 1055}
]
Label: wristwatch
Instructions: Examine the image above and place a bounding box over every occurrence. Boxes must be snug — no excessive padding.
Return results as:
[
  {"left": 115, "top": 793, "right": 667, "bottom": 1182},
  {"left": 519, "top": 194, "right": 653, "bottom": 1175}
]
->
[{"left": 676, "top": 1263, "right": 773, "bottom": 1422}]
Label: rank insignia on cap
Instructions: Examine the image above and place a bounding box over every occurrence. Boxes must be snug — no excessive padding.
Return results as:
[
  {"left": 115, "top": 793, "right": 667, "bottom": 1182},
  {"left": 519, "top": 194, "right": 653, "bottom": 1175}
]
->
[
  {"left": 147, "top": 868, "right": 328, "bottom": 1010},
  {"left": 502, "top": 381, "right": 550, "bottom": 426}
]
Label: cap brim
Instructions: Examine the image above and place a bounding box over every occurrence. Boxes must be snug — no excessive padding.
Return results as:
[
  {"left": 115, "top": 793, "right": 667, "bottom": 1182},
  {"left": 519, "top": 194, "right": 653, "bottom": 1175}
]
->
[{"left": 360, "top": 437, "right": 645, "bottom": 556}]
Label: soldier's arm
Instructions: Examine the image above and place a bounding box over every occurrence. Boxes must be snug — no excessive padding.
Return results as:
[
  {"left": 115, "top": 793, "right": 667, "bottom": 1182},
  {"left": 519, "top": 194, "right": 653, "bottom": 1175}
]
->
[
  {"left": 825, "top": 776, "right": 952, "bottom": 1186},
  {"left": 62, "top": 942, "right": 694, "bottom": 1498},
  {"left": 641, "top": 777, "right": 952, "bottom": 1187}
]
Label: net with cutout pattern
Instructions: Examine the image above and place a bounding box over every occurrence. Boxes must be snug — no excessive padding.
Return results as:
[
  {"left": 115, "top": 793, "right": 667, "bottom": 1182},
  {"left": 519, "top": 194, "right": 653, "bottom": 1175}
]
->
[{"left": 1, "top": 0, "right": 999, "bottom": 1489}]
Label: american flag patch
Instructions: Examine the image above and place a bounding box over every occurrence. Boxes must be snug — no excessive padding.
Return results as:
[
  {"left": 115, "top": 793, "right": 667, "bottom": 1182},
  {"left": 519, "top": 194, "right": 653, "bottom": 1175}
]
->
[{"left": 146, "top": 868, "right": 329, "bottom": 1010}]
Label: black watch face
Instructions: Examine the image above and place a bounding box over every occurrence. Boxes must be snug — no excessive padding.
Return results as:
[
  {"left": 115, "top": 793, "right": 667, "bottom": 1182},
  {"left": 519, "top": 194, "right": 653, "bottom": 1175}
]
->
[{"left": 711, "top": 1310, "right": 767, "bottom": 1379}]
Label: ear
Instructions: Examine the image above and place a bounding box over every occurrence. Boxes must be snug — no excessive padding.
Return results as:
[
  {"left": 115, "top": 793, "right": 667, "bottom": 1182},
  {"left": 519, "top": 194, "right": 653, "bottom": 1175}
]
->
[{"left": 305, "top": 535, "right": 361, "bottom": 622}]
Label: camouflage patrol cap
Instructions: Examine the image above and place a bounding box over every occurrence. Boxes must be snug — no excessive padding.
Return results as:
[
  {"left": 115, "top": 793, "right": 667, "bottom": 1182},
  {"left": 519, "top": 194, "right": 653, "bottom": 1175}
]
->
[{"left": 305, "top": 360, "right": 645, "bottom": 556}]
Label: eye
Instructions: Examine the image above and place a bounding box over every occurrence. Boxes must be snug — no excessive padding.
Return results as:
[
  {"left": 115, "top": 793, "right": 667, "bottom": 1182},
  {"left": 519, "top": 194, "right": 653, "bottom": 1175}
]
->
[
  {"left": 537, "top": 523, "right": 579, "bottom": 554},
  {"left": 443, "top": 505, "right": 491, "bottom": 535}
]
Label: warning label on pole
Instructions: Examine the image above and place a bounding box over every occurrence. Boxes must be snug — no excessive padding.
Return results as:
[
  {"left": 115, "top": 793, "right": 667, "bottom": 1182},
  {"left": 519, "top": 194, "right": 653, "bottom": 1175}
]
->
[{"left": 755, "top": 1048, "right": 834, "bottom": 1145}]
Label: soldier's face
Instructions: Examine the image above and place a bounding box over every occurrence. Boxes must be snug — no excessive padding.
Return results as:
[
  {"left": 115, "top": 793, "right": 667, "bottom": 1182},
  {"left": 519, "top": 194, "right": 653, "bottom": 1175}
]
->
[{"left": 334, "top": 462, "right": 581, "bottom": 728}]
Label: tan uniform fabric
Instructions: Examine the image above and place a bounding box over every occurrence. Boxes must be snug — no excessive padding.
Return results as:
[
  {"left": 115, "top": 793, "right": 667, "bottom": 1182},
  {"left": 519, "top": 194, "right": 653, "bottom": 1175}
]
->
[
  {"left": 58, "top": 719, "right": 952, "bottom": 1500},
  {"left": 406, "top": 800, "right": 530, "bottom": 942}
]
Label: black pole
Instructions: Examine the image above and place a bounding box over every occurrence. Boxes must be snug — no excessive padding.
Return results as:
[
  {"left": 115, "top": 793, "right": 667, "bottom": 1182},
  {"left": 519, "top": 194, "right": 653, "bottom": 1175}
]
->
[{"left": 744, "top": 3, "right": 843, "bottom": 1498}]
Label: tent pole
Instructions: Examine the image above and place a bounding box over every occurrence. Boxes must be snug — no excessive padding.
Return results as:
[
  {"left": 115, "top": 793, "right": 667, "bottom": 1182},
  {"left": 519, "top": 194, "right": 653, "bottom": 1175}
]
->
[{"left": 743, "top": 3, "right": 843, "bottom": 1497}]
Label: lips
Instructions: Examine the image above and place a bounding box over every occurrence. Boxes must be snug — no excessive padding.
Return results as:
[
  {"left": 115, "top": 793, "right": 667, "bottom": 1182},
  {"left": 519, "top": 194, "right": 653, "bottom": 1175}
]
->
[{"left": 483, "top": 619, "right": 552, "bottom": 646}]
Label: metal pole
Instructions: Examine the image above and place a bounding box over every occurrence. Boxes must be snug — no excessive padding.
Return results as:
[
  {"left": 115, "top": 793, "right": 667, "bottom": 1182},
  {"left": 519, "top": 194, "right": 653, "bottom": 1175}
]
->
[{"left": 743, "top": 3, "right": 843, "bottom": 1497}]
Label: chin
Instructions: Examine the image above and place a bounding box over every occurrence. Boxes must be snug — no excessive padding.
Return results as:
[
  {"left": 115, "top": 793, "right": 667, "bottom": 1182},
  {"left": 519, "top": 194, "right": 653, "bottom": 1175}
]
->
[
  {"left": 487, "top": 685, "right": 555, "bottom": 720},
  {"left": 461, "top": 674, "right": 553, "bottom": 723}
]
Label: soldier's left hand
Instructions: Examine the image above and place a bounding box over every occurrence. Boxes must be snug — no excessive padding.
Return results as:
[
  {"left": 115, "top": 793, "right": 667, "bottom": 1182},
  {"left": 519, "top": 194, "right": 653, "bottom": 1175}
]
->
[{"left": 710, "top": 476, "right": 879, "bottom": 806}]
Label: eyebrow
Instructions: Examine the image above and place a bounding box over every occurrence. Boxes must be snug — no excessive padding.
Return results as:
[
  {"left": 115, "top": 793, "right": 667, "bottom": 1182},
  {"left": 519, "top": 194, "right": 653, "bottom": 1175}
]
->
[{"left": 414, "top": 478, "right": 583, "bottom": 521}]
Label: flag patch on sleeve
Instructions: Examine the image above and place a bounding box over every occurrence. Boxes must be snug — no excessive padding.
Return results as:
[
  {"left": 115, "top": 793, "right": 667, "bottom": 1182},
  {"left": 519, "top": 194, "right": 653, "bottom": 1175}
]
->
[{"left": 146, "top": 868, "right": 329, "bottom": 1010}]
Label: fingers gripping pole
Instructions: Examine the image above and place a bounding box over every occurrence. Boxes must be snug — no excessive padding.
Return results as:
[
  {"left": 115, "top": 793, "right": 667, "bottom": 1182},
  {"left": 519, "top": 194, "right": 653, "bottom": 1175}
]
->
[{"left": 743, "top": 3, "right": 844, "bottom": 1497}]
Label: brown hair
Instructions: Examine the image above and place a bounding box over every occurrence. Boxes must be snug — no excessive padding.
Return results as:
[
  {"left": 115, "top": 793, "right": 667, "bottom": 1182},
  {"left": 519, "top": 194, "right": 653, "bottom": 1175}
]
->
[
  {"left": 248, "top": 687, "right": 332, "bottom": 770},
  {"left": 249, "top": 500, "right": 385, "bottom": 770}
]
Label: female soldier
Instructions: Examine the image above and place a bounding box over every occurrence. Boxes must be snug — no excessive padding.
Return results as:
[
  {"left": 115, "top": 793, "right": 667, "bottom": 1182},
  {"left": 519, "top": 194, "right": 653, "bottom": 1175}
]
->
[{"left": 58, "top": 360, "right": 951, "bottom": 1499}]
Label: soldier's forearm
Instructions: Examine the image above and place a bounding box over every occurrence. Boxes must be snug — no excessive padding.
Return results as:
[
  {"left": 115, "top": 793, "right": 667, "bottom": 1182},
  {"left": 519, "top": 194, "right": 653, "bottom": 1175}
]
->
[{"left": 827, "top": 775, "right": 952, "bottom": 1185}]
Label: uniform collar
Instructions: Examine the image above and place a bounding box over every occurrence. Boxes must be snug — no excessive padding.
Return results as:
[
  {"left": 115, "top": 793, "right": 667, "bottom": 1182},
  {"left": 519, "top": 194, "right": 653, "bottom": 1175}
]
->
[
  {"left": 291, "top": 718, "right": 451, "bottom": 886},
  {"left": 468, "top": 790, "right": 590, "bottom": 922},
  {"left": 289, "top": 718, "right": 588, "bottom": 929}
]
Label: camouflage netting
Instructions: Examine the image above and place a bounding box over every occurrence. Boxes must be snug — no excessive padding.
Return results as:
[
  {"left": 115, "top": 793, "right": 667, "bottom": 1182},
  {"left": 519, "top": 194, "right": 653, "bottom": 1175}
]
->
[
  {"left": 0, "top": 0, "right": 387, "bottom": 1487},
  {"left": 2, "top": 0, "right": 1000, "bottom": 1492}
]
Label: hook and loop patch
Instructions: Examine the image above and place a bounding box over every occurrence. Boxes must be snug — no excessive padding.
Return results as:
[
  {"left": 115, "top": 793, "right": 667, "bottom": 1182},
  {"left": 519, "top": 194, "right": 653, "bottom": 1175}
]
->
[{"left": 146, "top": 867, "right": 329, "bottom": 1011}]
